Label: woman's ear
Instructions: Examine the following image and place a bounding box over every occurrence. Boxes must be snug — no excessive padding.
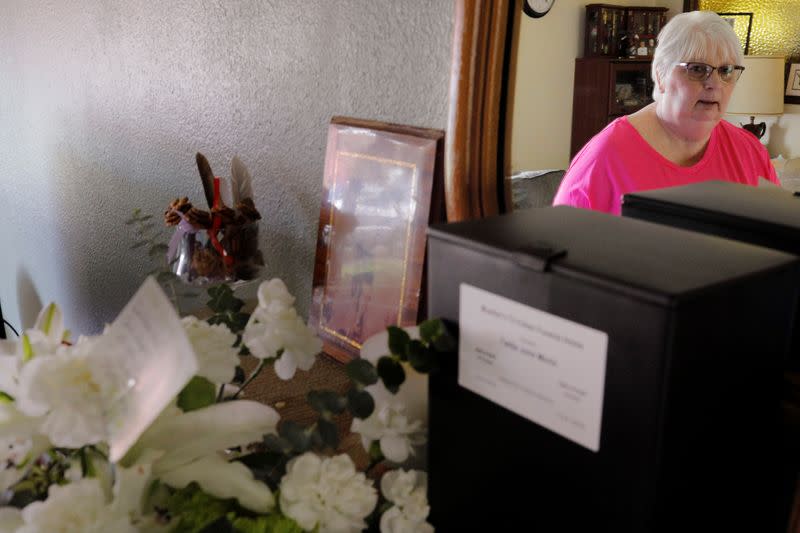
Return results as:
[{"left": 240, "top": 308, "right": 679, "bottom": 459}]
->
[{"left": 655, "top": 70, "right": 666, "bottom": 94}]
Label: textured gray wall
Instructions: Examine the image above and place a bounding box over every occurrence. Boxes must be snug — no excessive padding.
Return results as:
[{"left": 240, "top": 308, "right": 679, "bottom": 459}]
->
[{"left": 0, "top": 1, "right": 453, "bottom": 335}]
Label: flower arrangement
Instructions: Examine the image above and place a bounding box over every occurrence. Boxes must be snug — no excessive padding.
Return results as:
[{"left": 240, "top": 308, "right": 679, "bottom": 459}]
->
[{"left": 0, "top": 276, "right": 454, "bottom": 532}]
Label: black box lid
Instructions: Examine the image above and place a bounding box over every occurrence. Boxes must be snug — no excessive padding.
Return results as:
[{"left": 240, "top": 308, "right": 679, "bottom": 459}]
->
[
  {"left": 623, "top": 181, "right": 800, "bottom": 251},
  {"left": 427, "top": 206, "right": 798, "bottom": 306}
]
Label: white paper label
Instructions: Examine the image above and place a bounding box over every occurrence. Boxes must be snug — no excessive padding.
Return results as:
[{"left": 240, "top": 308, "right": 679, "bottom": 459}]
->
[
  {"left": 105, "top": 277, "right": 198, "bottom": 462},
  {"left": 458, "top": 284, "right": 607, "bottom": 452}
]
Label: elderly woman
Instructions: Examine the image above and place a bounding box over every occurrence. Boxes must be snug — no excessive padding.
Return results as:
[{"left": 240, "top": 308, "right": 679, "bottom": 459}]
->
[{"left": 553, "top": 11, "right": 779, "bottom": 215}]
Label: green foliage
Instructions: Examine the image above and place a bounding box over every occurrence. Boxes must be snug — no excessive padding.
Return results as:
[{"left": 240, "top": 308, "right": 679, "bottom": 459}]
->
[
  {"left": 278, "top": 421, "right": 311, "bottom": 454},
  {"left": 235, "top": 451, "right": 288, "bottom": 491},
  {"left": 316, "top": 419, "right": 339, "bottom": 450},
  {"left": 387, "top": 326, "right": 411, "bottom": 361},
  {"left": 420, "top": 318, "right": 456, "bottom": 352},
  {"left": 0, "top": 391, "right": 14, "bottom": 403},
  {"left": 376, "top": 356, "right": 405, "bottom": 394},
  {"left": 128, "top": 209, "right": 168, "bottom": 266},
  {"left": 263, "top": 434, "right": 293, "bottom": 456},
  {"left": 229, "top": 513, "right": 303, "bottom": 533},
  {"left": 345, "top": 359, "right": 378, "bottom": 386},
  {"left": 5, "top": 452, "right": 70, "bottom": 508},
  {"left": 165, "top": 483, "right": 239, "bottom": 533},
  {"left": 177, "top": 376, "right": 218, "bottom": 412},
  {"left": 347, "top": 388, "right": 375, "bottom": 419},
  {"left": 207, "top": 284, "right": 245, "bottom": 314},
  {"left": 307, "top": 390, "right": 347, "bottom": 415},
  {"left": 407, "top": 339, "right": 437, "bottom": 374},
  {"left": 206, "top": 284, "right": 250, "bottom": 334}
]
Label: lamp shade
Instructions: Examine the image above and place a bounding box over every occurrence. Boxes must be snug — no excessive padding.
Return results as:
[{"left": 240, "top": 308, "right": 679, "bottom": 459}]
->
[{"left": 727, "top": 55, "right": 785, "bottom": 115}]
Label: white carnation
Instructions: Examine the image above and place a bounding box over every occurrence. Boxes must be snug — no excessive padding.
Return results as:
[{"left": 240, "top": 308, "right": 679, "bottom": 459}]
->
[
  {"left": 279, "top": 452, "right": 377, "bottom": 533},
  {"left": 181, "top": 316, "right": 239, "bottom": 383},
  {"left": 16, "top": 478, "right": 138, "bottom": 533},
  {"left": 379, "top": 470, "right": 433, "bottom": 533},
  {"left": 242, "top": 305, "right": 321, "bottom": 380},
  {"left": 351, "top": 402, "right": 425, "bottom": 464}
]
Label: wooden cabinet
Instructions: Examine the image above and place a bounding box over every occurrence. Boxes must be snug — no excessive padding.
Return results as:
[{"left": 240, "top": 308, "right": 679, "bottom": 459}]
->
[
  {"left": 570, "top": 57, "right": 654, "bottom": 159},
  {"left": 584, "top": 4, "right": 668, "bottom": 58}
]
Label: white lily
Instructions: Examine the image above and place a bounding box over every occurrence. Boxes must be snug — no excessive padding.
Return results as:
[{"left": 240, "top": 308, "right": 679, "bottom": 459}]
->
[
  {"left": 122, "top": 400, "right": 279, "bottom": 513},
  {"left": 0, "top": 508, "right": 23, "bottom": 533},
  {"left": 159, "top": 453, "right": 273, "bottom": 513},
  {"left": 19, "top": 303, "right": 69, "bottom": 361},
  {"left": 13, "top": 449, "right": 161, "bottom": 533}
]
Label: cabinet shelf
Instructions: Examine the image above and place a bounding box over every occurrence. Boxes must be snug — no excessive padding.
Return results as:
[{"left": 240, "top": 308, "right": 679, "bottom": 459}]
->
[{"left": 570, "top": 58, "right": 654, "bottom": 159}]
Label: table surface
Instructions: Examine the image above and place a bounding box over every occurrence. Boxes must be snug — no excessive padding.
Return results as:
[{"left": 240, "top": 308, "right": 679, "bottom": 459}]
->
[{"left": 239, "top": 352, "right": 370, "bottom": 469}]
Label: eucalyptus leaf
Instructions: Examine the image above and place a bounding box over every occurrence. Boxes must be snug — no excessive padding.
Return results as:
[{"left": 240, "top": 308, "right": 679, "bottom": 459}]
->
[
  {"left": 279, "top": 421, "right": 311, "bottom": 453},
  {"left": 307, "top": 390, "right": 346, "bottom": 415},
  {"left": 148, "top": 243, "right": 169, "bottom": 257},
  {"left": 407, "top": 339, "right": 436, "bottom": 374},
  {"left": 263, "top": 434, "right": 292, "bottom": 455},
  {"left": 347, "top": 388, "right": 375, "bottom": 419},
  {"left": 177, "top": 376, "right": 217, "bottom": 412},
  {"left": 387, "top": 326, "right": 411, "bottom": 360},
  {"left": 419, "top": 318, "right": 443, "bottom": 345},
  {"left": 234, "top": 451, "right": 287, "bottom": 489},
  {"left": 316, "top": 419, "right": 339, "bottom": 450},
  {"left": 377, "top": 356, "right": 405, "bottom": 394},
  {"left": 345, "top": 358, "right": 378, "bottom": 386}
]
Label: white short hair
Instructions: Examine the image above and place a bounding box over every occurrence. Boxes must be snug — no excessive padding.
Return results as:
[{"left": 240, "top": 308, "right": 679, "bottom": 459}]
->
[{"left": 651, "top": 11, "right": 744, "bottom": 101}]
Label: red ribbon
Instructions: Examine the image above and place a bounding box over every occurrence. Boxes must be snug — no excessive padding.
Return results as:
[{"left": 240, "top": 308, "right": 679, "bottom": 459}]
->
[{"left": 208, "top": 177, "right": 234, "bottom": 267}]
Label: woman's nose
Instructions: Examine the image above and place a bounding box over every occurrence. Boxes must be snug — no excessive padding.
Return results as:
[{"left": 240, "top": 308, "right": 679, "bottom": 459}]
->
[{"left": 703, "top": 72, "right": 723, "bottom": 88}]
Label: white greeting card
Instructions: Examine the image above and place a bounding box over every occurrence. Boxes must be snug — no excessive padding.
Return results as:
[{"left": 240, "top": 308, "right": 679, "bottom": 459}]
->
[
  {"left": 105, "top": 277, "right": 198, "bottom": 462},
  {"left": 458, "top": 283, "right": 607, "bottom": 451}
]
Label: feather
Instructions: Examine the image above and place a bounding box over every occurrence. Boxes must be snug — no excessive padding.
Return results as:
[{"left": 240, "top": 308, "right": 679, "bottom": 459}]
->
[
  {"left": 195, "top": 152, "right": 216, "bottom": 208},
  {"left": 230, "top": 155, "right": 254, "bottom": 203}
]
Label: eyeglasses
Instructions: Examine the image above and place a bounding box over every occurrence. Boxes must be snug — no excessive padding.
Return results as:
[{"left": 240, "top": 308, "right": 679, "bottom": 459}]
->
[{"left": 676, "top": 62, "right": 745, "bottom": 83}]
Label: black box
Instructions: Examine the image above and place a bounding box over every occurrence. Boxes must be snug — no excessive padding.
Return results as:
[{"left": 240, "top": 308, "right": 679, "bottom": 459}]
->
[
  {"left": 426, "top": 206, "right": 799, "bottom": 532},
  {"left": 623, "top": 180, "right": 800, "bottom": 527},
  {"left": 622, "top": 180, "right": 800, "bottom": 262}
]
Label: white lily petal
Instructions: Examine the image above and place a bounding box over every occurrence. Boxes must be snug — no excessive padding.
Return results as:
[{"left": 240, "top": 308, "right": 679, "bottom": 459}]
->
[
  {"left": 0, "top": 354, "right": 17, "bottom": 397},
  {"left": 160, "top": 454, "right": 275, "bottom": 513},
  {"left": 0, "top": 507, "right": 23, "bottom": 533},
  {"left": 274, "top": 352, "right": 297, "bottom": 380},
  {"left": 111, "top": 449, "right": 163, "bottom": 518},
  {"left": 0, "top": 404, "right": 41, "bottom": 440},
  {"left": 128, "top": 400, "right": 279, "bottom": 471}
]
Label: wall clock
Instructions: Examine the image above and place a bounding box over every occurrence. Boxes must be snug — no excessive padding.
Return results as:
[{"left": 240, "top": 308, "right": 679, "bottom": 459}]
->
[{"left": 523, "top": 0, "right": 555, "bottom": 18}]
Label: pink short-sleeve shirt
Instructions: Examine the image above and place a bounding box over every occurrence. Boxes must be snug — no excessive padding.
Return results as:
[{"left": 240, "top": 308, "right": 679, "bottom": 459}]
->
[{"left": 553, "top": 117, "right": 779, "bottom": 215}]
